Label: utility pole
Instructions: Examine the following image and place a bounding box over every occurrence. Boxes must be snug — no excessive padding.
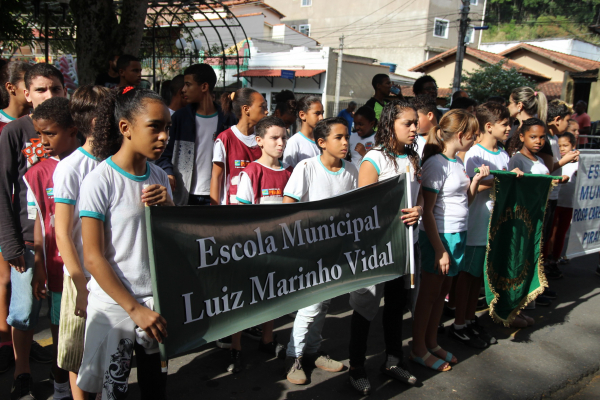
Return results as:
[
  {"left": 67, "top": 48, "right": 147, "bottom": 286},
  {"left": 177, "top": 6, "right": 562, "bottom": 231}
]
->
[
  {"left": 452, "top": 0, "right": 470, "bottom": 94},
  {"left": 333, "top": 35, "right": 344, "bottom": 116}
]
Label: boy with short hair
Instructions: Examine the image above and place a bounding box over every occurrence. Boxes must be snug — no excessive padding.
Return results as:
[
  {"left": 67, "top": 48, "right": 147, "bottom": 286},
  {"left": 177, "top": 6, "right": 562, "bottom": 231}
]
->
[
  {"left": 25, "top": 97, "right": 80, "bottom": 400},
  {"left": 0, "top": 63, "right": 66, "bottom": 400},
  {"left": 450, "top": 102, "right": 520, "bottom": 343},
  {"left": 364, "top": 74, "right": 391, "bottom": 121},
  {"left": 411, "top": 94, "right": 439, "bottom": 159},
  {"left": 156, "top": 63, "right": 233, "bottom": 205},
  {"left": 116, "top": 54, "right": 142, "bottom": 88},
  {"left": 53, "top": 85, "right": 110, "bottom": 400}
]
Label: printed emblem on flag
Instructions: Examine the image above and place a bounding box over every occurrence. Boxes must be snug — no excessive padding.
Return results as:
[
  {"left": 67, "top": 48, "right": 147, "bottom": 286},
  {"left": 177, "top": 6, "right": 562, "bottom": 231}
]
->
[
  {"left": 235, "top": 160, "right": 250, "bottom": 168},
  {"left": 22, "top": 138, "right": 49, "bottom": 166},
  {"left": 262, "top": 188, "right": 282, "bottom": 196},
  {"left": 366, "top": 142, "right": 373, "bottom": 151},
  {"left": 46, "top": 188, "right": 54, "bottom": 198}
]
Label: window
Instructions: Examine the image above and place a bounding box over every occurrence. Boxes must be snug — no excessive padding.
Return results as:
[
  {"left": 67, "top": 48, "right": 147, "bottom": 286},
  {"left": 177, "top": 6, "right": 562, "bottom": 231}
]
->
[
  {"left": 301, "top": 0, "right": 312, "bottom": 6},
  {"left": 299, "top": 24, "right": 311, "bottom": 36},
  {"left": 465, "top": 26, "right": 475, "bottom": 43},
  {"left": 433, "top": 18, "right": 449, "bottom": 39},
  {"left": 470, "top": 0, "right": 478, "bottom": 5}
]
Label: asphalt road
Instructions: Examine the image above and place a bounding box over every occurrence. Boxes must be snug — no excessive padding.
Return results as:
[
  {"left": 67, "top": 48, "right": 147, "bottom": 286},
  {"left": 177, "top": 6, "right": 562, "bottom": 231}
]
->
[{"left": 1, "top": 253, "right": 599, "bottom": 399}]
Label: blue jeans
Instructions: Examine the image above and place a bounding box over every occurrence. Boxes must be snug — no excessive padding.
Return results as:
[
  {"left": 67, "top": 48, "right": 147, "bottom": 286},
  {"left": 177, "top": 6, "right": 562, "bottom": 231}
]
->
[
  {"left": 286, "top": 299, "right": 331, "bottom": 358},
  {"left": 7, "top": 246, "right": 43, "bottom": 331}
]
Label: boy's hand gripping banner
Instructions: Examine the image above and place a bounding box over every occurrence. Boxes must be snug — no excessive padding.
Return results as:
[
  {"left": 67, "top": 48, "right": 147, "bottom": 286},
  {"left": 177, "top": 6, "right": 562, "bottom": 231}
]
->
[
  {"left": 483, "top": 170, "right": 555, "bottom": 325},
  {"left": 146, "top": 176, "right": 409, "bottom": 359}
]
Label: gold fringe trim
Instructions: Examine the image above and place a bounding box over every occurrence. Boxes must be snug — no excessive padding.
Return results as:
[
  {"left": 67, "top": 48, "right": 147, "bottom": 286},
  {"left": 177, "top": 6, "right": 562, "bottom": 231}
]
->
[{"left": 485, "top": 176, "right": 554, "bottom": 327}]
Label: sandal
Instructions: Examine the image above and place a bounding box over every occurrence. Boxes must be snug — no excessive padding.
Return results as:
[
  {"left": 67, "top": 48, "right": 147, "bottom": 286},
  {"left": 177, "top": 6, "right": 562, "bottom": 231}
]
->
[
  {"left": 428, "top": 345, "right": 458, "bottom": 364},
  {"left": 410, "top": 351, "right": 451, "bottom": 372}
]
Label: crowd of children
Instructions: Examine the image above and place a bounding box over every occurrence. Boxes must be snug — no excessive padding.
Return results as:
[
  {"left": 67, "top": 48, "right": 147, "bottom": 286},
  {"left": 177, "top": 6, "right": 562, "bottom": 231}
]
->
[{"left": 0, "top": 60, "right": 587, "bottom": 399}]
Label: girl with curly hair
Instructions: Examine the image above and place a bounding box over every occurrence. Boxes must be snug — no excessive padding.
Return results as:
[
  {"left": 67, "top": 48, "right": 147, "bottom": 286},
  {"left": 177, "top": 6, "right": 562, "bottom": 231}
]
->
[
  {"left": 78, "top": 87, "right": 173, "bottom": 400},
  {"left": 346, "top": 100, "right": 423, "bottom": 395}
]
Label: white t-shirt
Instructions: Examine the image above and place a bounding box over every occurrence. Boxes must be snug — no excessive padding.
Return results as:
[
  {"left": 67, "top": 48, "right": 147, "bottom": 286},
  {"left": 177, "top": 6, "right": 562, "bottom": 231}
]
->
[
  {"left": 283, "top": 132, "right": 321, "bottom": 168},
  {"left": 415, "top": 134, "right": 427, "bottom": 160},
  {"left": 557, "top": 161, "right": 578, "bottom": 208},
  {"left": 212, "top": 125, "right": 257, "bottom": 164},
  {"left": 361, "top": 148, "right": 421, "bottom": 243},
  {"left": 190, "top": 112, "right": 218, "bottom": 195},
  {"left": 420, "top": 153, "right": 470, "bottom": 233},
  {"left": 53, "top": 147, "right": 101, "bottom": 277},
  {"left": 284, "top": 156, "right": 358, "bottom": 202},
  {"left": 464, "top": 144, "right": 510, "bottom": 246},
  {"left": 79, "top": 157, "right": 172, "bottom": 304},
  {"left": 0, "top": 110, "right": 15, "bottom": 125},
  {"left": 508, "top": 152, "right": 549, "bottom": 175},
  {"left": 349, "top": 131, "right": 376, "bottom": 169},
  {"left": 547, "top": 133, "right": 561, "bottom": 201}
]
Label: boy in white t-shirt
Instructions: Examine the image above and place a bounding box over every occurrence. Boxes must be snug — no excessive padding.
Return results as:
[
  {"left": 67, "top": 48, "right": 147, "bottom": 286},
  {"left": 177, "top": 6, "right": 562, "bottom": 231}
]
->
[
  {"left": 282, "top": 117, "right": 357, "bottom": 385},
  {"left": 411, "top": 95, "right": 439, "bottom": 160},
  {"left": 453, "top": 102, "right": 524, "bottom": 342}
]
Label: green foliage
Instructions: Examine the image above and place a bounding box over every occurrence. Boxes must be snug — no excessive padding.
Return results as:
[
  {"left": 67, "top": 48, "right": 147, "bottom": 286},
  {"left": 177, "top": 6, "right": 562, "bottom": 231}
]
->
[
  {"left": 488, "top": 0, "right": 600, "bottom": 25},
  {"left": 461, "top": 61, "right": 537, "bottom": 104}
]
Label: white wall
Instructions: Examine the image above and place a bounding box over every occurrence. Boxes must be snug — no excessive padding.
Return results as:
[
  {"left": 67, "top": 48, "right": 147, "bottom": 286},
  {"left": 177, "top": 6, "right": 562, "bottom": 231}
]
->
[{"left": 480, "top": 39, "right": 600, "bottom": 62}]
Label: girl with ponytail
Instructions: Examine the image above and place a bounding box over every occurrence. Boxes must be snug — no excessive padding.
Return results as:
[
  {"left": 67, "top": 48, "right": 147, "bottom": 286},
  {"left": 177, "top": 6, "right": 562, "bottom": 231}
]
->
[
  {"left": 411, "top": 109, "right": 490, "bottom": 372},
  {"left": 78, "top": 87, "right": 173, "bottom": 399}
]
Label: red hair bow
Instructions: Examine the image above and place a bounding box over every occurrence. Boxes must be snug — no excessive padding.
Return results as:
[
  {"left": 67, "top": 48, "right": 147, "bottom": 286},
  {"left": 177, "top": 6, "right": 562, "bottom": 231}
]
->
[{"left": 122, "top": 86, "right": 134, "bottom": 94}]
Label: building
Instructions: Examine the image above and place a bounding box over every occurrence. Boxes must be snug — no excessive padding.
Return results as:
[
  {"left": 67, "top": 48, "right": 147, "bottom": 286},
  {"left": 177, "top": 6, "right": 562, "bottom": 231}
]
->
[
  {"left": 480, "top": 38, "right": 600, "bottom": 62},
  {"left": 263, "top": 0, "right": 485, "bottom": 76}
]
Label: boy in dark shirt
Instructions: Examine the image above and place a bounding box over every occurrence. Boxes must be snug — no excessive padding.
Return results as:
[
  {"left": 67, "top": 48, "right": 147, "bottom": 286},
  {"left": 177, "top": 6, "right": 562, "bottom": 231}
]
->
[{"left": 0, "top": 63, "right": 66, "bottom": 400}]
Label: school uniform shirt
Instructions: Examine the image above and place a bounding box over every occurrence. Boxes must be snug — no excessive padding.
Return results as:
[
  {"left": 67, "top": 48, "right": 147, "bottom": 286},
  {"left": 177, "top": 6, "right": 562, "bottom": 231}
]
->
[
  {"left": 508, "top": 152, "right": 550, "bottom": 175},
  {"left": 546, "top": 133, "right": 562, "bottom": 201},
  {"left": 361, "top": 148, "right": 421, "bottom": 244},
  {"left": 78, "top": 157, "right": 172, "bottom": 304},
  {"left": 420, "top": 154, "right": 470, "bottom": 233},
  {"left": 23, "top": 157, "right": 63, "bottom": 292},
  {"left": 284, "top": 156, "right": 358, "bottom": 202},
  {"left": 557, "top": 161, "right": 578, "bottom": 208},
  {"left": 0, "top": 109, "right": 15, "bottom": 134},
  {"left": 282, "top": 132, "right": 320, "bottom": 168},
  {"left": 189, "top": 112, "right": 219, "bottom": 196},
  {"left": 349, "top": 131, "right": 375, "bottom": 169},
  {"left": 415, "top": 134, "right": 427, "bottom": 160},
  {"left": 212, "top": 126, "right": 262, "bottom": 205},
  {"left": 236, "top": 161, "right": 293, "bottom": 204},
  {"left": 53, "top": 147, "right": 101, "bottom": 277},
  {"left": 464, "top": 144, "right": 510, "bottom": 246}
]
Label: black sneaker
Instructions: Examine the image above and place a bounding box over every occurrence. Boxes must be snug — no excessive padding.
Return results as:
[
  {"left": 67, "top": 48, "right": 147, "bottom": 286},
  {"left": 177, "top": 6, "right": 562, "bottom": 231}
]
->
[
  {"left": 258, "top": 340, "right": 285, "bottom": 359},
  {"left": 448, "top": 324, "right": 488, "bottom": 349},
  {"left": 349, "top": 367, "right": 371, "bottom": 395},
  {"left": 29, "top": 341, "right": 51, "bottom": 364},
  {"left": 536, "top": 295, "right": 552, "bottom": 307},
  {"left": 543, "top": 288, "right": 557, "bottom": 299},
  {"left": 242, "top": 327, "right": 262, "bottom": 341},
  {"left": 545, "top": 263, "right": 563, "bottom": 280},
  {"left": 11, "top": 373, "right": 36, "bottom": 400},
  {"left": 468, "top": 319, "right": 497, "bottom": 345},
  {"left": 216, "top": 336, "right": 231, "bottom": 349},
  {"left": 558, "top": 257, "right": 569, "bottom": 265},
  {"left": 380, "top": 355, "right": 417, "bottom": 386},
  {"left": 0, "top": 344, "right": 14, "bottom": 373},
  {"left": 227, "top": 349, "right": 243, "bottom": 373}
]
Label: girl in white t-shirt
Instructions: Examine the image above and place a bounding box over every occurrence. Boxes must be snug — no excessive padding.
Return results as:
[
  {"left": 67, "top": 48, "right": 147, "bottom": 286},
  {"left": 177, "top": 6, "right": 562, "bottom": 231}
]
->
[
  {"left": 282, "top": 96, "right": 323, "bottom": 168},
  {"left": 282, "top": 117, "right": 358, "bottom": 386},
  {"left": 78, "top": 88, "right": 174, "bottom": 400},
  {"left": 347, "top": 100, "right": 422, "bottom": 395},
  {"left": 411, "top": 109, "right": 490, "bottom": 372}
]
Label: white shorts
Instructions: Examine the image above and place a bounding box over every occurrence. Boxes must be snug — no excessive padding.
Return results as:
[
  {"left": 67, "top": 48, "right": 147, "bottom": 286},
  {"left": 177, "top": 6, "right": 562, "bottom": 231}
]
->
[{"left": 76, "top": 295, "right": 153, "bottom": 399}]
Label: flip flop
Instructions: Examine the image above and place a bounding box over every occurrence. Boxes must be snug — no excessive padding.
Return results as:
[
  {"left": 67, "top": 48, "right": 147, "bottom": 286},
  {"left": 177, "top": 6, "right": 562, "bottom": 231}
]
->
[
  {"left": 410, "top": 351, "right": 451, "bottom": 372},
  {"left": 428, "top": 345, "right": 458, "bottom": 364}
]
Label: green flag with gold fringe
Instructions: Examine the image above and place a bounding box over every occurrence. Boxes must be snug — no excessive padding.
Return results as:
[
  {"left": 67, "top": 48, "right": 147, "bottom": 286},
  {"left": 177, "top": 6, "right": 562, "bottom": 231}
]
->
[{"left": 483, "top": 170, "right": 556, "bottom": 326}]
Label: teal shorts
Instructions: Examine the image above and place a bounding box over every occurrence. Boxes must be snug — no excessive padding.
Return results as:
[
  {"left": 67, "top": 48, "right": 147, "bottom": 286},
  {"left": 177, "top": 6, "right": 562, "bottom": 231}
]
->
[
  {"left": 463, "top": 246, "right": 486, "bottom": 278},
  {"left": 48, "top": 290, "right": 62, "bottom": 326},
  {"left": 419, "top": 230, "right": 466, "bottom": 277}
]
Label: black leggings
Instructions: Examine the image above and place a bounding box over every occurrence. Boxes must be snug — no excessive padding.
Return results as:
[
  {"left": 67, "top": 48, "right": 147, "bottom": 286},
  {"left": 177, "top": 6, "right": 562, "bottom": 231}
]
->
[
  {"left": 348, "top": 277, "right": 407, "bottom": 368},
  {"left": 135, "top": 341, "right": 168, "bottom": 400}
]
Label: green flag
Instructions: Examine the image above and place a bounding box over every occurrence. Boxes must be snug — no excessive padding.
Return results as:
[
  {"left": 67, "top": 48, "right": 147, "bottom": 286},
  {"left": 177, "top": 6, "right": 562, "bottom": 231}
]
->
[
  {"left": 483, "top": 170, "right": 556, "bottom": 325},
  {"left": 145, "top": 175, "right": 409, "bottom": 359}
]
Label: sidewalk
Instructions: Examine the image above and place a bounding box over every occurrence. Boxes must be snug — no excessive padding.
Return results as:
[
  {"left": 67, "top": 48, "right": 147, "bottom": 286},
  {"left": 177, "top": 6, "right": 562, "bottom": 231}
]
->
[{"left": 2, "top": 253, "right": 599, "bottom": 399}]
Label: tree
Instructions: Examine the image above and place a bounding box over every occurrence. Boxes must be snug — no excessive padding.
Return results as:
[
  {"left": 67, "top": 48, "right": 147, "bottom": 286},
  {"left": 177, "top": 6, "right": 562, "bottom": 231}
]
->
[
  {"left": 461, "top": 61, "right": 537, "bottom": 104},
  {"left": 70, "top": 0, "right": 149, "bottom": 85}
]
